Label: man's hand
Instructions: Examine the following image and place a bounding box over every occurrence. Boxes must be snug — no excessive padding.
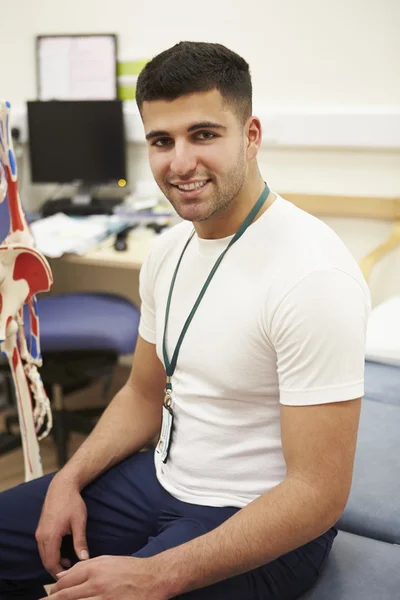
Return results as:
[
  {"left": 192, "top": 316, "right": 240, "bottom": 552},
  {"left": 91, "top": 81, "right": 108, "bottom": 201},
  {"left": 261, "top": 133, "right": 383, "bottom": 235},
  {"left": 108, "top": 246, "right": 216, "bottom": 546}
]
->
[
  {"left": 35, "top": 474, "right": 90, "bottom": 579},
  {"left": 45, "top": 555, "right": 168, "bottom": 600}
]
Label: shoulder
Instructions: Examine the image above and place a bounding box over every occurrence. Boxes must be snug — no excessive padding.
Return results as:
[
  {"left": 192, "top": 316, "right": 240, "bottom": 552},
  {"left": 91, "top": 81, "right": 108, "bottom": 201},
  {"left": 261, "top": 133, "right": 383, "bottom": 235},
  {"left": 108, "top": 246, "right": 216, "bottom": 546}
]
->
[
  {"left": 263, "top": 195, "right": 369, "bottom": 296},
  {"left": 140, "top": 219, "right": 193, "bottom": 280},
  {"left": 270, "top": 195, "right": 344, "bottom": 248},
  {"left": 150, "top": 219, "right": 193, "bottom": 260},
  {"left": 253, "top": 196, "right": 371, "bottom": 333}
]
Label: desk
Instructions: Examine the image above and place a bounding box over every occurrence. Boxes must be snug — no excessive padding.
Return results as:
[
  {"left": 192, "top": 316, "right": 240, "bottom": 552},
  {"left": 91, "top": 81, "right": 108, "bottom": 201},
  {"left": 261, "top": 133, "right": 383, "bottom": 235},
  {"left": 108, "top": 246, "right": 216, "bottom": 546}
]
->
[{"left": 48, "top": 230, "right": 156, "bottom": 307}]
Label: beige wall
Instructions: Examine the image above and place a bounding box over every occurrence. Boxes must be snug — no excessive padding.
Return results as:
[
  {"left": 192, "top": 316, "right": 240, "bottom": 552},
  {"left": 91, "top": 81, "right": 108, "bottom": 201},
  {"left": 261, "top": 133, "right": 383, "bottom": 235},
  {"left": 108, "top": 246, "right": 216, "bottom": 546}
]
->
[{"left": 3, "top": 0, "right": 399, "bottom": 107}]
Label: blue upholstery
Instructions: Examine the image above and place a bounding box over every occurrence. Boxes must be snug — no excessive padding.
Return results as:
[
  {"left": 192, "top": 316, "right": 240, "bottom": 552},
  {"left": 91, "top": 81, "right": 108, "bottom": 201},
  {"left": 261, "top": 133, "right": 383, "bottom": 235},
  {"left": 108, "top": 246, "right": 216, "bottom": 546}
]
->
[
  {"left": 301, "top": 531, "right": 400, "bottom": 600},
  {"left": 337, "top": 398, "right": 400, "bottom": 544},
  {"left": 364, "top": 360, "right": 400, "bottom": 406},
  {"left": 23, "top": 293, "right": 140, "bottom": 355}
]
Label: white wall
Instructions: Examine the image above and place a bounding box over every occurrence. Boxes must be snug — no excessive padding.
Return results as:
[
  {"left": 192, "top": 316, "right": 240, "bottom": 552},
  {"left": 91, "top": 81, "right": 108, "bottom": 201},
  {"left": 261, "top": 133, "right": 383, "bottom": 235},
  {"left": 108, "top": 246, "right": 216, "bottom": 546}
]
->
[
  {"left": 2, "top": 0, "right": 400, "bottom": 305},
  {"left": 3, "top": 0, "right": 400, "bottom": 108}
]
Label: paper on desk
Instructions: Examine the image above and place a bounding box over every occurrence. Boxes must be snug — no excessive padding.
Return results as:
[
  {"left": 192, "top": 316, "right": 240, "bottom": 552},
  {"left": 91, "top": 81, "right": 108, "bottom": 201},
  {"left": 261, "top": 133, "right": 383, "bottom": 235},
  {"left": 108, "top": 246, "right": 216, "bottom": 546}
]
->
[{"left": 30, "top": 213, "right": 127, "bottom": 257}]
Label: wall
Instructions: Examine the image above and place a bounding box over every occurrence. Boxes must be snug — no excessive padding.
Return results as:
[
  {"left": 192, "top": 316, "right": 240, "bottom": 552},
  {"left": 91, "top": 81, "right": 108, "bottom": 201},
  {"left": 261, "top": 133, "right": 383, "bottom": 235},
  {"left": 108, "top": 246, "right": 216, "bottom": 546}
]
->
[
  {"left": 3, "top": 0, "right": 400, "bottom": 107},
  {"left": 2, "top": 0, "right": 400, "bottom": 305}
]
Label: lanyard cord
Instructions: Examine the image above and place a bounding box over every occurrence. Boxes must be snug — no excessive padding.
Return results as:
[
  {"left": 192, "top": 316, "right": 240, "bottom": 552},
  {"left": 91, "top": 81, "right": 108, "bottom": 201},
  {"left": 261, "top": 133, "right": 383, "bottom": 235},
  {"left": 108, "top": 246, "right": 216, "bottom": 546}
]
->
[{"left": 162, "top": 183, "right": 270, "bottom": 390}]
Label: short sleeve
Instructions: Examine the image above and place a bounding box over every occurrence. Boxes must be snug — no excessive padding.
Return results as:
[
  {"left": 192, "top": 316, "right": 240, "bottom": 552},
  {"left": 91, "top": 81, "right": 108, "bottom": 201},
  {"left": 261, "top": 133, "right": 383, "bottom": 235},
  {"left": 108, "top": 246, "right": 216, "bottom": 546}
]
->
[
  {"left": 269, "top": 269, "right": 371, "bottom": 406},
  {"left": 138, "top": 251, "right": 157, "bottom": 344}
]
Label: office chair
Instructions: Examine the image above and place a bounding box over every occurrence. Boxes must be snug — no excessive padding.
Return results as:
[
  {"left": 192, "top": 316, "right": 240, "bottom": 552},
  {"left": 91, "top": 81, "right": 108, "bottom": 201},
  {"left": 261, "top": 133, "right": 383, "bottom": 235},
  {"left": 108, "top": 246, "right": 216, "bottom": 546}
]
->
[
  {"left": 0, "top": 198, "right": 140, "bottom": 467},
  {"left": 2, "top": 295, "right": 140, "bottom": 467}
]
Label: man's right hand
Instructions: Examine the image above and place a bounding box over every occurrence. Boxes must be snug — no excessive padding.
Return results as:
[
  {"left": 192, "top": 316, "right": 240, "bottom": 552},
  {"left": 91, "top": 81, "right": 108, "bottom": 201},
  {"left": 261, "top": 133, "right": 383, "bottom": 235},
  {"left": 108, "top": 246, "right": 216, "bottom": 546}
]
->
[{"left": 35, "top": 474, "right": 89, "bottom": 580}]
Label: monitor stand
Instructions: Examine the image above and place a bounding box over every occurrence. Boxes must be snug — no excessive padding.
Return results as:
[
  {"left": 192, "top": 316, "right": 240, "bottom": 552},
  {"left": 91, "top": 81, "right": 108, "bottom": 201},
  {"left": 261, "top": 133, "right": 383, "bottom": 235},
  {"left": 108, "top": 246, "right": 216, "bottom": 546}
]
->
[{"left": 72, "top": 184, "right": 93, "bottom": 206}]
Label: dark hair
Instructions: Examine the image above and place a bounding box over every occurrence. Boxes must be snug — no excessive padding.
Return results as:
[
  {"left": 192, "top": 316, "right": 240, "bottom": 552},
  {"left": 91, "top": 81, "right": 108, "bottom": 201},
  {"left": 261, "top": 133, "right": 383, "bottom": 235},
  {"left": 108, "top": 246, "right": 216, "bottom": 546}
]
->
[{"left": 136, "top": 41, "right": 252, "bottom": 125}]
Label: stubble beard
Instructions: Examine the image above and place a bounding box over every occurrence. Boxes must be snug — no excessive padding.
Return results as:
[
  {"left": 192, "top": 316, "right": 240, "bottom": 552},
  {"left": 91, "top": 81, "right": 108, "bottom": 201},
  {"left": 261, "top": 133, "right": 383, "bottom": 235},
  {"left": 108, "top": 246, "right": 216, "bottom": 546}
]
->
[{"left": 162, "top": 147, "right": 247, "bottom": 223}]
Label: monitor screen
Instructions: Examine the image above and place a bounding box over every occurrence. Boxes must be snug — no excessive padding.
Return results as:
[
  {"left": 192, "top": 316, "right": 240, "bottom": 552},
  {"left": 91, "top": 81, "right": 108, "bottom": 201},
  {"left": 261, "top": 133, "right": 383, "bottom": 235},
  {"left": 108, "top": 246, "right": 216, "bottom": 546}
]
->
[{"left": 27, "top": 100, "right": 126, "bottom": 184}]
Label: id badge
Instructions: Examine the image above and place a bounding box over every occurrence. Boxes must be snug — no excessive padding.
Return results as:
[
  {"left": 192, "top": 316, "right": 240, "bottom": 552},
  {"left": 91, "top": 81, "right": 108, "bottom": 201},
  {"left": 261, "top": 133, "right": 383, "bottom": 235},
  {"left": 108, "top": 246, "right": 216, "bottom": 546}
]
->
[{"left": 156, "top": 404, "right": 174, "bottom": 463}]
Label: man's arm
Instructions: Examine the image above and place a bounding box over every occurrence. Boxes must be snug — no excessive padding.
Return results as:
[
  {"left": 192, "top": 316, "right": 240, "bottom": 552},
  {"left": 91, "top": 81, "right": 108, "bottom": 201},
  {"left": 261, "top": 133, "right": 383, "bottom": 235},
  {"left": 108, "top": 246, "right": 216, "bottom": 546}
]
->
[
  {"left": 57, "top": 335, "right": 166, "bottom": 490},
  {"left": 155, "top": 397, "right": 361, "bottom": 598}
]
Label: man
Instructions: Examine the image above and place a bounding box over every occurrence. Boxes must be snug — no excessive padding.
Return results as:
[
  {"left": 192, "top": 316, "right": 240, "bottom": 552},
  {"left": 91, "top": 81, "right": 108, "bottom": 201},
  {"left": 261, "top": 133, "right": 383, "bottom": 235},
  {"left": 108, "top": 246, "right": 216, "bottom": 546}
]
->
[{"left": 0, "top": 41, "right": 371, "bottom": 600}]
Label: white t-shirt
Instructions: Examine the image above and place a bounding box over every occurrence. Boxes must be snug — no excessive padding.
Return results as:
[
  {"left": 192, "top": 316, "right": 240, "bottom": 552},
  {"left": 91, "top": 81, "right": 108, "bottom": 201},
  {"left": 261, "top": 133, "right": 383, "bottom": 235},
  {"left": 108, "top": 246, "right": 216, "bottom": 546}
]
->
[{"left": 139, "top": 195, "right": 371, "bottom": 508}]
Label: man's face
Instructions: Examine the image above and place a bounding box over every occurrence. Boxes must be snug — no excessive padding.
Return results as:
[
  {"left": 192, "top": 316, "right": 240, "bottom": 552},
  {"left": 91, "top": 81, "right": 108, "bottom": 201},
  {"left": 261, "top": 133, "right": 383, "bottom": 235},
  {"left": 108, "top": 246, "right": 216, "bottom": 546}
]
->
[{"left": 142, "top": 89, "right": 248, "bottom": 223}]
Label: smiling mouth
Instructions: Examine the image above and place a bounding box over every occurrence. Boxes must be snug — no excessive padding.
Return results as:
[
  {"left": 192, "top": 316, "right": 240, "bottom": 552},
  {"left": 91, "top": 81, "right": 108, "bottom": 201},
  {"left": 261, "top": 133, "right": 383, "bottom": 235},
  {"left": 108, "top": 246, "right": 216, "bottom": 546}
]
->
[{"left": 172, "top": 180, "right": 210, "bottom": 192}]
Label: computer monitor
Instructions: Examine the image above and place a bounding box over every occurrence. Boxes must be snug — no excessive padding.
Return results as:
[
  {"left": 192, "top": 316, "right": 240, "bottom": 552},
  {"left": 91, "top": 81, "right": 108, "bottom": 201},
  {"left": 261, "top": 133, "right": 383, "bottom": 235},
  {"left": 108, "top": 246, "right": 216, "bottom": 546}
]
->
[{"left": 27, "top": 100, "right": 126, "bottom": 193}]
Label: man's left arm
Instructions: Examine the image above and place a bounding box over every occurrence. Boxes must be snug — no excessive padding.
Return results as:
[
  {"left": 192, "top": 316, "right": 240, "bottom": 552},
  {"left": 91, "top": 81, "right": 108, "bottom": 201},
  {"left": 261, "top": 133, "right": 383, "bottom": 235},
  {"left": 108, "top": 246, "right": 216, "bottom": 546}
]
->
[{"left": 158, "top": 396, "right": 361, "bottom": 597}]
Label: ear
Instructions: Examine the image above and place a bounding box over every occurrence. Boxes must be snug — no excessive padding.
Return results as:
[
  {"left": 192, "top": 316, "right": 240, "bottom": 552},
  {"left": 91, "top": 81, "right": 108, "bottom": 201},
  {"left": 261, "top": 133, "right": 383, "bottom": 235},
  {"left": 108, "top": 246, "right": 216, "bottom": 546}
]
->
[{"left": 245, "top": 116, "right": 262, "bottom": 161}]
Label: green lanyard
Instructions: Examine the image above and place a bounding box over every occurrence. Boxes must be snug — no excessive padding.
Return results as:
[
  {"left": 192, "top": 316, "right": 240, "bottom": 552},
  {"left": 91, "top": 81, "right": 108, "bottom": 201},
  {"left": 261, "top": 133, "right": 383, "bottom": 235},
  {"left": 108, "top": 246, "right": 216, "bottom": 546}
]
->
[{"left": 162, "top": 183, "right": 270, "bottom": 401}]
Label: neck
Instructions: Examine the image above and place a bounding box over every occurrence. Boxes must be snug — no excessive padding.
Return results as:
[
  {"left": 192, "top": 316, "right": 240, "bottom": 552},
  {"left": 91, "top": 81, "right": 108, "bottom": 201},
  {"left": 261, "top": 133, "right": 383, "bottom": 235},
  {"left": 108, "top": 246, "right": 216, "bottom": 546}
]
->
[{"left": 193, "top": 175, "right": 274, "bottom": 240}]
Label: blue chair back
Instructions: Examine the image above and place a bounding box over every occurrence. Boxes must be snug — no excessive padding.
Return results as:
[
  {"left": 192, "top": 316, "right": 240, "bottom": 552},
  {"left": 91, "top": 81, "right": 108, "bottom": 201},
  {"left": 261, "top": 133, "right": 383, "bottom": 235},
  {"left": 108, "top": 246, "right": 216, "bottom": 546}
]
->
[
  {"left": 0, "top": 157, "right": 10, "bottom": 243},
  {"left": 0, "top": 195, "right": 10, "bottom": 243}
]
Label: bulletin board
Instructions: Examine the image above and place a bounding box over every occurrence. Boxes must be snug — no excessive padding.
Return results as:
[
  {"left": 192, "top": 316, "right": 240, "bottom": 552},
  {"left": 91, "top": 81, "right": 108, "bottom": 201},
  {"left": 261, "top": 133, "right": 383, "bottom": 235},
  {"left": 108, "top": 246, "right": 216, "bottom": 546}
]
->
[{"left": 36, "top": 34, "right": 118, "bottom": 101}]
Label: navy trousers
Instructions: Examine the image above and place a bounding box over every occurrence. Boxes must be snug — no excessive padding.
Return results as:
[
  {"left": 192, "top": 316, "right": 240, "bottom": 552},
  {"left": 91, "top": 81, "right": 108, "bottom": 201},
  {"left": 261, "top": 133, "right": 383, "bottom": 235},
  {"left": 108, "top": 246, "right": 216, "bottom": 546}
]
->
[{"left": 0, "top": 450, "right": 337, "bottom": 599}]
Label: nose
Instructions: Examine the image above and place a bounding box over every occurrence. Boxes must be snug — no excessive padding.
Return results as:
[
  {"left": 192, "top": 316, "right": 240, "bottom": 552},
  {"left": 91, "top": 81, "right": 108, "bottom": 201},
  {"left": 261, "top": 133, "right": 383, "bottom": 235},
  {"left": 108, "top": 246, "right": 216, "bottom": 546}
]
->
[{"left": 170, "top": 140, "right": 197, "bottom": 177}]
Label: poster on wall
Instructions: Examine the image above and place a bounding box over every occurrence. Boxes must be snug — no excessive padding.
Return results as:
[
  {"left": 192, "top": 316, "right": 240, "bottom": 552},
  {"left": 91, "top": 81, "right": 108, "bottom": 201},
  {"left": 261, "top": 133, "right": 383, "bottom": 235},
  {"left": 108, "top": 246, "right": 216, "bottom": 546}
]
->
[{"left": 36, "top": 34, "right": 118, "bottom": 101}]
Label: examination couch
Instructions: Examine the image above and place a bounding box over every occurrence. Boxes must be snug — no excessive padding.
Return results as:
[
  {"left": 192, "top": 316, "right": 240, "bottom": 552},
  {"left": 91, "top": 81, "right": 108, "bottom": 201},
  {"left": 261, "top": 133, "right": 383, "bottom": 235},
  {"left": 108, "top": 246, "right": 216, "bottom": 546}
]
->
[{"left": 301, "top": 360, "right": 400, "bottom": 599}]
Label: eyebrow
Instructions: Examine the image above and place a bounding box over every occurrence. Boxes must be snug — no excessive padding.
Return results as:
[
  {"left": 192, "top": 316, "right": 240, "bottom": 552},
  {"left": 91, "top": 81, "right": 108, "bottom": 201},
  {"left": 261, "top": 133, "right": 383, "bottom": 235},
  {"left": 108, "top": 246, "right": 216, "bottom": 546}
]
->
[{"left": 145, "top": 121, "right": 226, "bottom": 141}]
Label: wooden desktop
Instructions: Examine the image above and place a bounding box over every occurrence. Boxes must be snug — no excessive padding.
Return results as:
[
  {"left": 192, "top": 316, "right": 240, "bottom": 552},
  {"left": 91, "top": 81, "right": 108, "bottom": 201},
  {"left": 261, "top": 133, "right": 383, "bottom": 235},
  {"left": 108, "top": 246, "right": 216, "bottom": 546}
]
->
[{"left": 48, "top": 229, "right": 156, "bottom": 307}]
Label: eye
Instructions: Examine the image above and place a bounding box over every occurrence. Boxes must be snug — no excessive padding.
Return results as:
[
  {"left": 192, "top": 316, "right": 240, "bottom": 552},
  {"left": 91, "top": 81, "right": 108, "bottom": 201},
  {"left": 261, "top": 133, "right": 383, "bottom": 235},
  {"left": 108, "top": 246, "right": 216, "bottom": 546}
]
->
[
  {"left": 152, "top": 138, "right": 173, "bottom": 147},
  {"left": 195, "top": 131, "right": 216, "bottom": 141}
]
